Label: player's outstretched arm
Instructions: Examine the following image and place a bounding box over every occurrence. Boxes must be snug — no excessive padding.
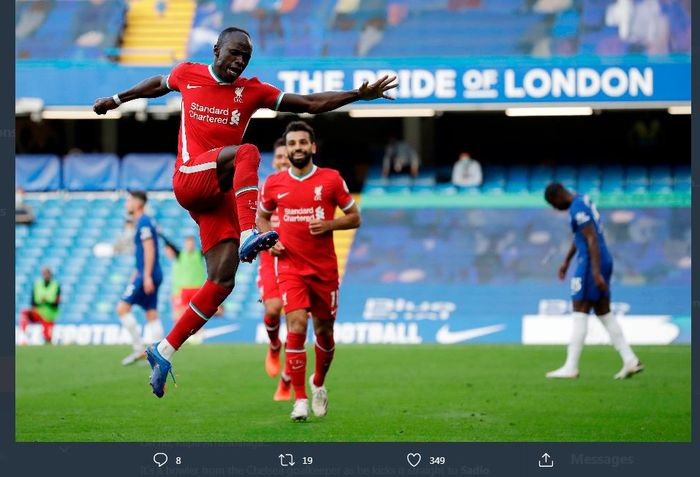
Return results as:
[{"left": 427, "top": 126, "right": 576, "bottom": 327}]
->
[
  {"left": 278, "top": 75, "right": 398, "bottom": 114},
  {"left": 93, "top": 75, "right": 171, "bottom": 115}
]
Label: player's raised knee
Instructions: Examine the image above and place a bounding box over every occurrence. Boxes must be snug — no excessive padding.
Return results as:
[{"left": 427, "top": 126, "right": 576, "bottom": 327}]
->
[{"left": 236, "top": 143, "right": 260, "bottom": 159}]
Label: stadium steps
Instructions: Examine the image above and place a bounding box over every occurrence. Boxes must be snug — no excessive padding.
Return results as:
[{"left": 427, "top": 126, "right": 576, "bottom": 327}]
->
[
  {"left": 334, "top": 194, "right": 361, "bottom": 282},
  {"left": 120, "top": 0, "right": 195, "bottom": 65}
]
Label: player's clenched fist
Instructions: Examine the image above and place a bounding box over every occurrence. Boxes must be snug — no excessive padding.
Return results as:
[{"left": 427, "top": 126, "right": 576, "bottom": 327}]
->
[
  {"left": 93, "top": 96, "right": 119, "bottom": 115},
  {"left": 309, "top": 219, "right": 332, "bottom": 235}
]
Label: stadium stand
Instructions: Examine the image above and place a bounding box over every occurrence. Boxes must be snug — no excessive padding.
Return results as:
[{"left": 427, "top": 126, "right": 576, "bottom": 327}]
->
[
  {"left": 361, "top": 162, "right": 690, "bottom": 196},
  {"left": 16, "top": 153, "right": 691, "bottom": 197},
  {"left": 184, "top": 0, "right": 692, "bottom": 60},
  {"left": 15, "top": 152, "right": 282, "bottom": 328},
  {"left": 15, "top": 194, "right": 264, "bottom": 329},
  {"left": 15, "top": 154, "right": 62, "bottom": 192},
  {"left": 16, "top": 0, "right": 691, "bottom": 61},
  {"left": 16, "top": 0, "right": 126, "bottom": 60},
  {"left": 120, "top": 154, "right": 175, "bottom": 191}
]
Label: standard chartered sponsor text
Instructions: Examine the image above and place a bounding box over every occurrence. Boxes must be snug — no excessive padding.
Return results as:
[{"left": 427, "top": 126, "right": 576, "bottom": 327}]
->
[
  {"left": 190, "top": 102, "right": 230, "bottom": 124},
  {"left": 283, "top": 207, "right": 316, "bottom": 222}
]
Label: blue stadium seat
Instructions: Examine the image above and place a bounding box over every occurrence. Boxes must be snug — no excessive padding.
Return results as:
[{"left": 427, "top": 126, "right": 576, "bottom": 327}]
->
[
  {"left": 435, "top": 184, "right": 458, "bottom": 195},
  {"left": 529, "top": 165, "right": 553, "bottom": 192},
  {"left": 16, "top": 0, "right": 125, "bottom": 61},
  {"left": 481, "top": 165, "right": 506, "bottom": 193},
  {"left": 364, "top": 185, "right": 387, "bottom": 194},
  {"left": 505, "top": 165, "right": 529, "bottom": 193},
  {"left": 120, "top": 154, "right": 175, "bottom": 191},
  {"left": 624, "top": 165, "right": 649, "bottom": 194},
  {"left": 16, "top": 155, "right": 62, "bottom": 191},
  {"left": 576, "top": 164, "right": 601, "bottom": 192},
  {"left": 552, "top": 10, "right": 580, "bottom": 39},
  {"left": 64, "top": 153, "right": 120, "bottom": 191},
  {"left": 648, "top": 165, "right": 673, "bottom": 194},
  {"left": 554, "top": 165, "right": 577, "bottom": 187},
  {"left": 600, "top": 165, "right": 624, "bottom": 193},
  {"left": 673, "top": 166, "right": 691, "bottom": 186}
]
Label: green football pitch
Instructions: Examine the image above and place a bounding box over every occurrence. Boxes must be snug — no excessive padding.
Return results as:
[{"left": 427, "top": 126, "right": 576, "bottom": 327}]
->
[{"left": 16, "top": 344, "right": 690, "bottom": 442}]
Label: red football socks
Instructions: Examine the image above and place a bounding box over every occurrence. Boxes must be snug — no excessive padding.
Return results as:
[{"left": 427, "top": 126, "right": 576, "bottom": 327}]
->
[
  {"left": 165, "top": 280, "right": 231, "bottom": 349},
  {"left": 264, "top": 314, "right": 281, "bottom": 348},
  {"left": 313, "top": 334, "right": 335, "bottom": 387},
  {"left": 285, "top": 332, "right": 307, "bottom": 399},
  {"left": 233, "top": 144, "right": 261, "bottom": 232}
]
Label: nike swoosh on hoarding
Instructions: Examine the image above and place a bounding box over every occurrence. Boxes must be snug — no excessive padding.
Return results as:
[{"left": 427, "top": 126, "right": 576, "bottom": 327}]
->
[
  {"left": 200, "top": 324, "right": 240, "bottom": 340},
  {"left": 435, "top": 324, "right": 506, "bottom": 344}
]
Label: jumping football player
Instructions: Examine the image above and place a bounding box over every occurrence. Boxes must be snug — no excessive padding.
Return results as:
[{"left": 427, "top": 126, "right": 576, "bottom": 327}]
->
[{"left": 93, "top": 27, "right": 395, "bottom": 398}]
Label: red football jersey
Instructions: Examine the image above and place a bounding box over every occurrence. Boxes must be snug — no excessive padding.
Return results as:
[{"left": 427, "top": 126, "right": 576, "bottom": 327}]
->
[
  {"left": 260, "top": 166, "right": 355, "bottom": 281},
  {"left": 166, "top": 62, "right": 284, "bottom": 168}
]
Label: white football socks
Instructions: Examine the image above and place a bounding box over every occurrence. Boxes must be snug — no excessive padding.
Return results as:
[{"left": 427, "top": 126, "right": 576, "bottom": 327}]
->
[
  {"left": 157, "top": 339, "right": 176, "bottom": 362},
  {"left": 144, "top": 318, "right": 164, "bottom": 343},
  {"left": 240, "top": 229, "right": 254, "bottom": 245},
  {"left": 598, "top": 312, "right": 637, "bottom": 364},
  {"left": 563, "top": 312, "right": 589, "bottom": 371},
  {"left": 119, "top": 313, "right": 143, "bottom": 352}
]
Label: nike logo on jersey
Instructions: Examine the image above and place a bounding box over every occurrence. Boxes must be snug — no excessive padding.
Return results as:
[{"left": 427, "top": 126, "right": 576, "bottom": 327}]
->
[
  {"left": 435, "top": 324, "right": 506, "bottom": 344},
  {"left": 186, "top": 84, "right": 202, "bottom": 89},
  {"left": 277, "top": 192, "right": 290, "bottom": 199}
]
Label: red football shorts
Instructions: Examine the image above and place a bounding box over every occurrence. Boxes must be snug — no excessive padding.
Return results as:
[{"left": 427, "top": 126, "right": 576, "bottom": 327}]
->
[
  {"left": 173, "top": 147, "right": 240, "bottom": 254},
  {"left": 257, "top": 252, "right": 280, "bottom": 302},
  {"left": 277, "top": 273, "right": 339, "bottom": 321}
]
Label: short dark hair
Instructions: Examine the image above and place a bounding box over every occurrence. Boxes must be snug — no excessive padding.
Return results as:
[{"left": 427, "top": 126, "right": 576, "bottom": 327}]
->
[
  {"left": 544, "top": 182, "right": 565, "bottom": 204},
  {"left": 273, "top": 137, "right": 286, "bottom": 149},
  {"left": 216, "top": 27, "right": 251, "bottom": 47},
  {"left": 129, "top": 190, "right": 148, "bottom": 204},
  {"left": 284, "top": 121, "right": 315, "bottom": 143}
]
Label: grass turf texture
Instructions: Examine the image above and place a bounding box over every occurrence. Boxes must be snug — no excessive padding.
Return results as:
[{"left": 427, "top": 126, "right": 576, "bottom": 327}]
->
[{"left": 16, "top": 344, "right": 690, "bottom": 442}]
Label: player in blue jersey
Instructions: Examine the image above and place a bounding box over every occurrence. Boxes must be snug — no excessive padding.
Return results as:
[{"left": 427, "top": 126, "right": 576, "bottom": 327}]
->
[
  {"left": 118, "top": 191, "right": 165, "bottom": 366},
  {"left": 544, "top": 183, "right": 643, "bottom": 380}
]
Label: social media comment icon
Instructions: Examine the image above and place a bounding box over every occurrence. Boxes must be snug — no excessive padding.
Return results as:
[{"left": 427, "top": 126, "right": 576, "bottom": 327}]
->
[{"left": 153, "top": 452, "right": 168, "bottom": 468}]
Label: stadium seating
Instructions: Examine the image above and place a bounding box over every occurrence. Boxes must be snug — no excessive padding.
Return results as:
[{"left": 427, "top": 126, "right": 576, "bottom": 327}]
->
[
  {"left": 16, "top": 154, "right": 62, "bottom": 191},
  {"left": 181, "top": 0, "right": 692, "bottom": 60},
  {"left": 15, "top": 194, "right": 264, "bottom": 327},
  {"left": 16, "top": 152, "right": 691, "bottom": 198},
  {"left": 120, "top": 154, "right": 176, "bottom": 191},
  {"left": 14, "top": 0, "right": 692, "bottom": 61},
  {"left": 16, "top": 0, "right": 126, "bottom": 60},
  {"left": 13, "top": 153, "right": 691, "bottom": 330},
  {"left": 361, "top": 162, "right": 691, "bottom": 196}
]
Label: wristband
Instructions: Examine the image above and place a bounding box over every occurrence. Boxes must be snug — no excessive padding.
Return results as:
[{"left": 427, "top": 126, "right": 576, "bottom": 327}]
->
[{"left": 112, "top": 94, "right": 122, "bottom": 106}]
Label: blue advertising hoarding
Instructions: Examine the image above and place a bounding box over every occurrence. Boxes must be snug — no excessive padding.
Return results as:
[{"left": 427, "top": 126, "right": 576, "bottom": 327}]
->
[{"left": 16, "top": 55, "right": 690, "bottom": 107}]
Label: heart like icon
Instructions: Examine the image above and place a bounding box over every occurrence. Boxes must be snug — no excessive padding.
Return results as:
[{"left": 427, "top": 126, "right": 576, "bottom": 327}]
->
[{"left": 406, "top": 452, "right": 421, "bottom": 468}]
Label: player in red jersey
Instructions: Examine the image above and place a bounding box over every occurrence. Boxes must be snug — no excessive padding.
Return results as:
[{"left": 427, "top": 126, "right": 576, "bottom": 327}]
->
[
  {"left": 93, "top": 27, "right": 395, "bottom": 398},
  {"left": 258, "top": 121, "right": 361, "bottom": 421},
  {"left": 258, "top": 138, "right": 291, "bottom": 385}
]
